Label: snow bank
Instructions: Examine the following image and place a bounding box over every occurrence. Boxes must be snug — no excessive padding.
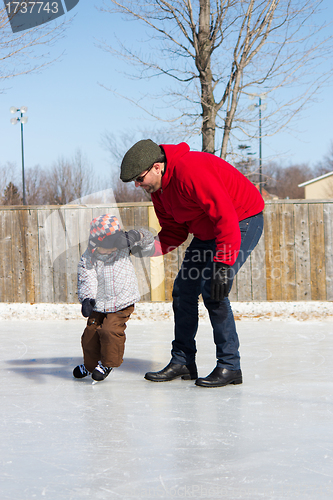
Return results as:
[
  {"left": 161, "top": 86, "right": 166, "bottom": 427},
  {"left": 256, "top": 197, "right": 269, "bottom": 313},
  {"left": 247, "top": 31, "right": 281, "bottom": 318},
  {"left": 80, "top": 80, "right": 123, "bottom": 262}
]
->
[{"left": 0, "top": 301, "right": 332, "bottom": 321}]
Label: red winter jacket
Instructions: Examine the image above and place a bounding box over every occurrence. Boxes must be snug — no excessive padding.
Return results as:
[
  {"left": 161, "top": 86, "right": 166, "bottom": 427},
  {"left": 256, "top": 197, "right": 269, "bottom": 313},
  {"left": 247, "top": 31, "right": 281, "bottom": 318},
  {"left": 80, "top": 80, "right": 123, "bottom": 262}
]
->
[{"left": 152, "top": 143, "right": 264, "bottom": 265}]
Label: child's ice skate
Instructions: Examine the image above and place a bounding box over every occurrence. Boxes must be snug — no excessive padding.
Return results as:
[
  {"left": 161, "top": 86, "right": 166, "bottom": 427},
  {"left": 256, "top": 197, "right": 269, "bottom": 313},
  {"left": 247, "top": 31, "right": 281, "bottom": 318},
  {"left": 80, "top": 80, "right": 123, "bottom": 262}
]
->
[
  {"left": 92, "top": 362, "right": 113, "bottom": 382},
  {"left": 73, "top": 364, "right": 90, "bottom": 379}
]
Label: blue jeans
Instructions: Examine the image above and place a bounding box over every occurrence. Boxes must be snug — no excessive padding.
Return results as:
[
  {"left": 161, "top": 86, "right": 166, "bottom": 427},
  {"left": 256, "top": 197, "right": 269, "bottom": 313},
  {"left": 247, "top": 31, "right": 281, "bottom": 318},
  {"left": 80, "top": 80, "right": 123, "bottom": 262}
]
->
[{"left": 171, "top": 212, "right": 264, "bottom": 370}]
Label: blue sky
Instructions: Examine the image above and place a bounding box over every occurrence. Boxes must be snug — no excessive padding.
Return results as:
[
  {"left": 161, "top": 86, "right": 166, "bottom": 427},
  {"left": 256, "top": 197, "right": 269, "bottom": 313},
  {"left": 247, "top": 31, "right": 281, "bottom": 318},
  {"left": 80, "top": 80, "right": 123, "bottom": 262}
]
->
[{"left": 1, "top": 0, "right": 333, "bottom": 182}]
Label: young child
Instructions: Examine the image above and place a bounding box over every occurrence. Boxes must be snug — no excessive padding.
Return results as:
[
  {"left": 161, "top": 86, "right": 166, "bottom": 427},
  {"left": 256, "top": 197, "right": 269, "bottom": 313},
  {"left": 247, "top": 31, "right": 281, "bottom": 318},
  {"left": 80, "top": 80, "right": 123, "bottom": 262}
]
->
[{"left": 73, "top": 214, "right": 154, "bottom": 382}]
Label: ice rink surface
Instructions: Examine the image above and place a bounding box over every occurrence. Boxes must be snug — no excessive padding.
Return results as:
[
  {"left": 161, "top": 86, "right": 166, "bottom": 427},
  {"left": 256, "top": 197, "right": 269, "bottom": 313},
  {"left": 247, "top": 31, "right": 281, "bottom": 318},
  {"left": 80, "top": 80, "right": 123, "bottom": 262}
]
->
[{"left": 0, "top": 318, "right": 332, "bottom": 500}]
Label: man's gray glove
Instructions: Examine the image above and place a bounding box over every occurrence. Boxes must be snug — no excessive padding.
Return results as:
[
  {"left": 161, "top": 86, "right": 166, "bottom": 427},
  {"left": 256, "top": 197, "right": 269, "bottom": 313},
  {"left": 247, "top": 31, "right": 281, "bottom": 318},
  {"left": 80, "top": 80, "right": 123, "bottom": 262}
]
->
[
  {"left": 81, "top": 298, "right": 96, "bottom": 318},
  {"left": 129, "top": 228, "right": 156, "bottom": 257},
  {"left": 210, "top": 262, "right": 231, "bottom": 301}
]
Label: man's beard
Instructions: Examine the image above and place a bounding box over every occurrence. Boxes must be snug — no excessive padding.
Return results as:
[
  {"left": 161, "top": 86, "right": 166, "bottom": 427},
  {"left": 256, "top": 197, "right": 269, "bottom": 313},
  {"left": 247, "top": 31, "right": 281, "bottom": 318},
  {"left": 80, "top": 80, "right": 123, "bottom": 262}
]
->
[{"left": 141, "top": 184, "right": 157, "bottom": 194}]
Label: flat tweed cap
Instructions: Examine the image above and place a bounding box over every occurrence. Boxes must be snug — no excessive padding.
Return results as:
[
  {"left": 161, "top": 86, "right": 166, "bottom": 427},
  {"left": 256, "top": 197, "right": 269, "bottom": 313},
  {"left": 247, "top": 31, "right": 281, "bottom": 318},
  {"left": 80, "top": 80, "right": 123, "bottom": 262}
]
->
[{"left": 120, "top": 139, "right": 161, "bottom": 182}]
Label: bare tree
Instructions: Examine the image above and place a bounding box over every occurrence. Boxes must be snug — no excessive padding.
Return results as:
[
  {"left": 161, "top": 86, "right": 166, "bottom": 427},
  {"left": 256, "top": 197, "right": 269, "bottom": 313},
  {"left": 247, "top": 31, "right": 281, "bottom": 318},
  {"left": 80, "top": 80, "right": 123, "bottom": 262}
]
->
[
  {"left": 24, "top": 165, "right": 49, "bottom": 205},
  {"left": 44, "top": 150, "right": 98, "bottom": 205},
  {"left": 100, "top": 0, "right": 332, "bottom": 158},
  {"left": 0, "top": 152, "right": 99, "bottom": 206},
  {"left": 0, "top": 5, "right": 68, "bottom": 89},
  {"left": 101, "top": 128, "right": 185, "bottom": 168},
  {"left": 101, "top": 130, "right": 140, "bottom": 168},
  {"left": 314, "top": 140, "right": 333, "bottom": 177},
  {"left": 263, "top": 161, "right": 313, "bottom": 198},
  {"left": 101, "top": 131, "right": 164, "bottom": 201},
  {"left": 0, "top": 161, "right": 17, "bottom": 199},
  {"left": 111, "top": 174, "right": 150, "bottom": 202}
]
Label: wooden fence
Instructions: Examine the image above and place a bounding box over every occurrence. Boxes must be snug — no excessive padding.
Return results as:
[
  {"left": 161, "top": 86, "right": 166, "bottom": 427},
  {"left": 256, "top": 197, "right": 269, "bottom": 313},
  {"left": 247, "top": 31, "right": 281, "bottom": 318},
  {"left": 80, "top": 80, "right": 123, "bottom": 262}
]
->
[{"left": 0, "top": 200, "right": 332, "bottom": 303}]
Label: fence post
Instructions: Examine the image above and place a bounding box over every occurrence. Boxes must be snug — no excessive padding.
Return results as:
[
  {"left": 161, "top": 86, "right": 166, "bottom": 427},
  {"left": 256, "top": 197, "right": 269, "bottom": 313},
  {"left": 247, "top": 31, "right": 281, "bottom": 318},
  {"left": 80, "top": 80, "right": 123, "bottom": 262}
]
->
[{"left": 148, "top": 206, "right": 165, "bottom": 301}]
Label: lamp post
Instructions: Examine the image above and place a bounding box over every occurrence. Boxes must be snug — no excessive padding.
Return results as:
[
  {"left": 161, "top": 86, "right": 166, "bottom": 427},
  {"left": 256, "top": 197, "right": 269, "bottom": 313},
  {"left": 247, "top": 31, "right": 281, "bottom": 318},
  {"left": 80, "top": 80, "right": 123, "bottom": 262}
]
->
[
  {"left": 10, "top": 106, "right": 28, "bottom": 205},
  {"left": 248, "top": 95, "right": 266, "bottom": 194}
]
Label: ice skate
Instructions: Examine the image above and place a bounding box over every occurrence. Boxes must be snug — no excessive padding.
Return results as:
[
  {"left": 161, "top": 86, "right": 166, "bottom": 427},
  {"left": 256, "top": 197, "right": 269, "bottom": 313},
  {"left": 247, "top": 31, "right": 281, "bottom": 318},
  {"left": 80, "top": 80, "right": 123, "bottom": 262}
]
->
[
  {"left": 91, "top": 362, "right": 113, "bottom": 382},
  {"left": 73, "top": 364, "right": 90, "bottom": 379}
]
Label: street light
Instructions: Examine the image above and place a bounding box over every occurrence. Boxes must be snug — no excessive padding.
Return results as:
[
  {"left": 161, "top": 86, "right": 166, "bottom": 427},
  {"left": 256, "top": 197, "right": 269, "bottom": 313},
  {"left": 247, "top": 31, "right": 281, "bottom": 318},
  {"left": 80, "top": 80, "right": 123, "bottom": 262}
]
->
[
  {"left": 248, "top": 95, "right": 267, "bottom": 194},
  {"left": 10, "top": 106, "right": 28, "bottom": 205}
]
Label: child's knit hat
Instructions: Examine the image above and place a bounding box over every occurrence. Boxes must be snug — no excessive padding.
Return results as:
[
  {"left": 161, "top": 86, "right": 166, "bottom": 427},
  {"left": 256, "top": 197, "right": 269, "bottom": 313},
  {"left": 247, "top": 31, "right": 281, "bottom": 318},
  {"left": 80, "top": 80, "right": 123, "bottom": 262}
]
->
[{"left": 88, "top": 214, "right": 121, "bottom": 252}]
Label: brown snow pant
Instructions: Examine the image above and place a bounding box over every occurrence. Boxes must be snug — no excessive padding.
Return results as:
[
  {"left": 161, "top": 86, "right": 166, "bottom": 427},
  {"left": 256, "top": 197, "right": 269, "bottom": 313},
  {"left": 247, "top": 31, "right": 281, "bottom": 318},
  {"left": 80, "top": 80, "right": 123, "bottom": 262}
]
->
[{"left": 81, "top": 305, "right": 134, "bottom": 372}]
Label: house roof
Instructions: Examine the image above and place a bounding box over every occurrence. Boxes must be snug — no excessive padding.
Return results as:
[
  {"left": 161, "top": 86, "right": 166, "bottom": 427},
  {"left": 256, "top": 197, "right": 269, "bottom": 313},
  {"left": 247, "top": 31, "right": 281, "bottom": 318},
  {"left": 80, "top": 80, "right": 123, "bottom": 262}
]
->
[{"left": 298, "top": 171, "right": 333, "bottom": 187}]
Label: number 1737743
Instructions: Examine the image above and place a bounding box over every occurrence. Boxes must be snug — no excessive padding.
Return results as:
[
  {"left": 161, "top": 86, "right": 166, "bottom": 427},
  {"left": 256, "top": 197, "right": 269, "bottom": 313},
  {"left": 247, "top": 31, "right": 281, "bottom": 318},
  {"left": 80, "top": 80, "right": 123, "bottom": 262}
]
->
[{"left": 5, "top": 2, "right": 59, "bottom": 15}]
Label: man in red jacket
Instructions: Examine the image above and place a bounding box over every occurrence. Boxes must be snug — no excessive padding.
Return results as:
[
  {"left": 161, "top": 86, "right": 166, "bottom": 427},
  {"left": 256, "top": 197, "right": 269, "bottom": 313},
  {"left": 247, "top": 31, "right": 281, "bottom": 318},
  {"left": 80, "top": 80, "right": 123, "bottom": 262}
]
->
[{"left": 120, "top": 140, "right": 264, "bottom": 387}]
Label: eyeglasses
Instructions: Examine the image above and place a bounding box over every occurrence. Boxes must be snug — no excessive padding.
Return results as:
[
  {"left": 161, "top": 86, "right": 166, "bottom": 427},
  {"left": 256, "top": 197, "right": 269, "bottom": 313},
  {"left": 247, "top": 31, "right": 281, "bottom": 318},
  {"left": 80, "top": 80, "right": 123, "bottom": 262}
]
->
[{"left": 135, "top": 164, "right": 154, "bottom": 183}]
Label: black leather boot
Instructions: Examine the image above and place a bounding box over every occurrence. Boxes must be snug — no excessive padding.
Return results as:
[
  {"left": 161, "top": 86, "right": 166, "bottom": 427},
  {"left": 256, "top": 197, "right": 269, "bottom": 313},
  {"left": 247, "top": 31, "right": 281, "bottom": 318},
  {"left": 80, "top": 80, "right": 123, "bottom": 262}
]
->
[
  {"left": 195, "top": 366, "right": 242, "bottom": 387},
  {"left": 144, "top": 361, "right": 198, "bottom": 382}
]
